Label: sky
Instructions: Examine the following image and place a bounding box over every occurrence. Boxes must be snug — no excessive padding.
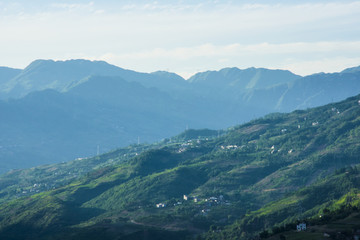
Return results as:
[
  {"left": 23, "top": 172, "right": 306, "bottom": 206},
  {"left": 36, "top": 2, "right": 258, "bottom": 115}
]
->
[{"left": 0, "top": 0, "right": 360, "bottom": 79}]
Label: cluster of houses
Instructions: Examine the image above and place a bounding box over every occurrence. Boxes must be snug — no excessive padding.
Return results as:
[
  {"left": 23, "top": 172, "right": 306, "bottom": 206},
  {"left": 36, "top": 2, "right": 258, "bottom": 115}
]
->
[
  {"left": 183, "top": 194, "right": 231, "bottom": 216},
  {"left": 220, "top": 145, "right": 239, "bottom": 150},
  {"left": 155, "top": 201, "right": 183, "bottom": 208},
  {"left": 17, "top": 182, "right": 59, "bottom": 197},
  {"left": 271, "top": 146, "right": 295, "bottom": 155},
  {"left": 177, "top": 141, "right": 194, "bottom": 153},
  {"left": 16, "top": 168, "right": 85, "bottom": 198},
  {"left": 312, "top": 121, "right": 319, "bottom": 126},
  {"left": 295, "top": 220, "right": 360, "bottom": 239},
  {"left": 270, "top": 144, "right": 298, "bottom": 155},
  {"left": 155, "top": 194, "right": 230, "bottom": 216},
  {"left": 156, "top": 203, "right": 166, "bottom": 208},
  {"left": 271, "top": 145, "right": 276, "bottom": 154},
  {"left": 176, "top": 139, "right": 210, "bottom": 153},
  {"left": 183, "top": 195, "right": 198, "bottom": 202},
  {"left": 331, "top": 107, "right": 340, "bottom": 114},
  {"left": 183, "top": 194, "right": 228, "bottom": 204}
]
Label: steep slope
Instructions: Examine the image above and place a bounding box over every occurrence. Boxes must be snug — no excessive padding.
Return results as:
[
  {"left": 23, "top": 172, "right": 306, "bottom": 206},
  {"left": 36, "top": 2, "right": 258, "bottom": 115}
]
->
[
  {"left": 188, "top": 67, "right": 300, "bottom": 90},
  {"left": 2, "top": 59, "right": 122, "bottom": 98},
  {"left": 1, "top": 94, "right": 360, "bottom": 239},
  {"left": 0, "top": 67, "right": 21, "bottom": 86},
  {"left": 205, "top": 167, "right": 360, "bottom": 239},
  {"left": 341, "top": 65, "right": 360, "bottom": 73},
  {"left": 189, "top": 66, "right": 360, "bottom": 115},
  {"left": 0, "top": 129, "right": 218, "bottom": 205},
  {"left": 0, "top": 75, "right": 231, "bottom": 173},
  {"left": 188, "top": 67, "right": 300, "bottom": 100},
  {"left": 0, "top": 76, "right": 192, "bottom": 172},
  {"left": 233, "top": 69, "right": 360, "bottom": 113},
  {"left": 2, "top": 60, "right": 360, "bottom": 176},
  {"left": 276, "top": 71, "right": 360, "bottom": 111}
]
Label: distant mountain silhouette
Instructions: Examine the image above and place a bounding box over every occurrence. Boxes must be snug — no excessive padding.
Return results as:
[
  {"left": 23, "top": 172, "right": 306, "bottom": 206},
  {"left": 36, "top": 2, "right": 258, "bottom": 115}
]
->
[
  {"left": 1, "top": 59, "right": 186, "bottom": 99},
  {"left": 0, "top": 66, "right": 21, "bottom": 87},
  {"left": 0, "top": 59, "right": 359, "bottom": 172},
  {"left": 189, "top": 67, "right": 300, "bottom": 91}
]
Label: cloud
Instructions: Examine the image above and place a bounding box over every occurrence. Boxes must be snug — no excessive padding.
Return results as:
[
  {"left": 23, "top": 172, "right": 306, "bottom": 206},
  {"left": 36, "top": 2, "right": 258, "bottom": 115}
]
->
[
  {"left": 281, "top": 57, "right": 360, "bottom": 77},
  {"left": 51, "top": 2, "right": 95, "bottom": 11},
  {"left": 0, "top": 1, "right": 360, "bottom": 78},
  {"left": 82, "top": 41, "right": 360, "bottom": 78},
  {"left": 98, "top": 41, "right": 360, "bottom": 60}
]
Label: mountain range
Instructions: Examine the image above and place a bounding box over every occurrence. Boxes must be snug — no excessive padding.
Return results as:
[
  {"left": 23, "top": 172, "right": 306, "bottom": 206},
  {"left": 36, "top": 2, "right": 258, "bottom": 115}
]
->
[
  {"left": 1, "top": 59, "right": 360, "bottom": 172},
  {"left": 0, "top": 93, "right": 359, "bottom": 239}
]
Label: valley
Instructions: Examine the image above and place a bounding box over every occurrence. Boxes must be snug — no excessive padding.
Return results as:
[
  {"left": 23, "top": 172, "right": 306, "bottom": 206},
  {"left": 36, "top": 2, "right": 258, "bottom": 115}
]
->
[
  {"left": 0, "top": 93, "right": 360, "bottom": 239},
  {"left": 1, "top": 60, "right": 360, "bottom": 173},
  {"left": 2, "top": 1, "right": 360, "bottom": 239}
]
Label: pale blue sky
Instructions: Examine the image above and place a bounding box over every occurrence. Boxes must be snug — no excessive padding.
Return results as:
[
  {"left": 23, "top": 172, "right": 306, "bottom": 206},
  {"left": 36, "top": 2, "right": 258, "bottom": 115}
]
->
[{"left": 0, "top": 0, "right": 360, "bottom": 78}]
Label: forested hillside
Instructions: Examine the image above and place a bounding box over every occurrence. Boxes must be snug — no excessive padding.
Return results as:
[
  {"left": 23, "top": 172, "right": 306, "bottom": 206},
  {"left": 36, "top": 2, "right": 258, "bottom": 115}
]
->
[
  {"left": 0, "top": 94, "right": 360, "bottom": 239},
  {"left": 1, "top": 60, "right": 360, "bottom": 172}
]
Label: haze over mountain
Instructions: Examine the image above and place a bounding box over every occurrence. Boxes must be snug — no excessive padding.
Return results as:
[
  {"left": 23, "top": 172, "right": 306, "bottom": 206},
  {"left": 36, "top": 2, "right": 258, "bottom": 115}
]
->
[
  {"left": 188, "top": 67, "right": 301, "bottom": 94},
  {"left": 0, "top": 59, "right": 360, "bottom": 173},
  {"left": 0, "top": 67, "right": 21, "bottom": 85},
  {"left": 1, "top": 1, "right": 360, "bottom": 239},
  {"left": 0, "top": 93, "right": 360, "bottom": 239},
  {"left": 0, "top": 59, "right": 188, "bottom": 99}
]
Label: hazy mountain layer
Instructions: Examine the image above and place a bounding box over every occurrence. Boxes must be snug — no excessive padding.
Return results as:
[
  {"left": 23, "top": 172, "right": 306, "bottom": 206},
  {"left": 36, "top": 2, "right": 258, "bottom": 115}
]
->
[
  {"left": 0, "top": 94, "right": 360, "bottom": 239},
  {"left": 0, "top": 59, "right": 187, "bottom": 99},
  {"left": 1, "top": 59, "right": 360, "bottom": 172},
  {"left": 0, "top": 67, "right": 22, "bottom": 86}
]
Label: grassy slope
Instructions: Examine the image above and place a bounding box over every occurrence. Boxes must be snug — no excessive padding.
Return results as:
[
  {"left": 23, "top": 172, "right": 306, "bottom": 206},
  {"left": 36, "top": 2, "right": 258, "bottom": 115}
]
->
[
  {"left": 0, "top": 143, "right": 161, "bottom": 204},
  {"left": 205, "top": 167, "right": 360, "bottom": 239},
  {"left": 0, "top": 95, "right": 360, "bottom": 239}
]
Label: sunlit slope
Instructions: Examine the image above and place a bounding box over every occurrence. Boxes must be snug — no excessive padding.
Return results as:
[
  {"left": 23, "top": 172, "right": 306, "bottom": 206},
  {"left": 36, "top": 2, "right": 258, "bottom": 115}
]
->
[{"left": 1, "top": 94, "right": 360, "bottom": 239}]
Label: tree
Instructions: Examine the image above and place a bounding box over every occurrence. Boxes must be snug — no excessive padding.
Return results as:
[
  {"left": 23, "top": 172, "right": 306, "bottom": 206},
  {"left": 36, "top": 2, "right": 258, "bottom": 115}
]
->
[{"left": 259, "top": 230, "right": 269, "bottom": 239}]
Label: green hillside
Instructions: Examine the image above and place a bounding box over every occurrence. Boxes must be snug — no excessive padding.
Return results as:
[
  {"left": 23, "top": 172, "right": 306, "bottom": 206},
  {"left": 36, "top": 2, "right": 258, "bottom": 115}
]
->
[
  {"left": 2, "top": 60, "right": 360, "bottom": 174},
  {"left": 204, "top": 167, "right": 360, "bottom": 239},
  {"left": 1, "top": 94, "right": 360, "bottom": 239}
]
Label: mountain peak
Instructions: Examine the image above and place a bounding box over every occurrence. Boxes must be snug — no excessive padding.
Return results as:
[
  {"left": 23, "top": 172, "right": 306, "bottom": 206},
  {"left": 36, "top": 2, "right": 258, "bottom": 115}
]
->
[
  {"left": 2, "top": 59, "right": 130, "bottom": 98},
  {"left": 25, "top": 59, "right": 117, "bottom": 70},
  {"left": 150, "top": 71, "right": 185, "bottom": 82},
  {"left": 341, "top": 65, "right": 360, "bottom": 74},
  {"left": 188, "top": 66, "right": 300, "bottom": 92}
]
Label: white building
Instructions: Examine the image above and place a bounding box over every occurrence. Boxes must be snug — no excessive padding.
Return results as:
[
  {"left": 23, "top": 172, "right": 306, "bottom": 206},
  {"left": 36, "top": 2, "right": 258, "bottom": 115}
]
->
[
  {"left": 156, "top": 203, "right": 166, "bottom": 208},
  {"left": 296, "top": 223, "right": 306, "bottom": 231}
]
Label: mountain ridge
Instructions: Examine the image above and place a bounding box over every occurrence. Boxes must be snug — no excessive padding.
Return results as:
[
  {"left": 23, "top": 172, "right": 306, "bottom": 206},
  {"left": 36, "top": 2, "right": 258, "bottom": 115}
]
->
[
  {"left": 0, "top": 59, "right": 187, "bottom": 99},
  {"left": 1, "top": 59, "right": 360, "bottom": 174},
  {"left": 1, "top": 93, "right": 360, "bottom": 239}
]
